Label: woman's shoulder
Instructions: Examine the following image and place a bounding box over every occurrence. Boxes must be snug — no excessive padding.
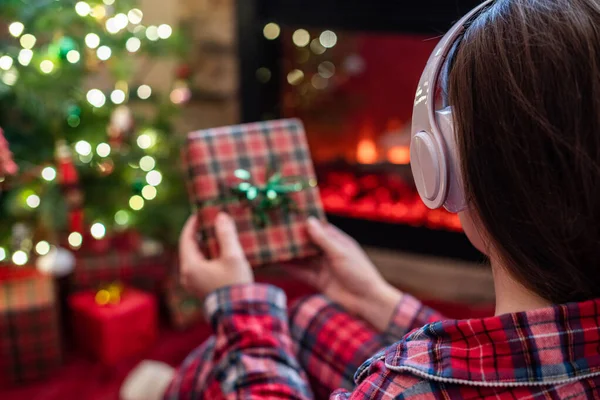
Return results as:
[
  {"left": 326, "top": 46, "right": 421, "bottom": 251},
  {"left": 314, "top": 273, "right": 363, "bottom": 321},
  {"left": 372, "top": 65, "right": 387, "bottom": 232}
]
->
[{"left": 346, "top": 300, "right": 600, "bottom": 399}]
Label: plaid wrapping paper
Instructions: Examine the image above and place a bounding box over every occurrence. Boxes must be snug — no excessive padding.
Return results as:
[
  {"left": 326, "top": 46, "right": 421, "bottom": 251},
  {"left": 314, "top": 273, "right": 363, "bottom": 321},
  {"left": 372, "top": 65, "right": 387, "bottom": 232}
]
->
[
  {"left": 71, "top": 250, "right": 172, "bottom": 292},
  {"left": 184, "top": 118, "right": 326, "bottom": 267},
  {"left": 0, "top": 270, "right": 62, "bottom": 385},
  {"left": 164, "top": 274, "right": 203, "bottom": 330}
]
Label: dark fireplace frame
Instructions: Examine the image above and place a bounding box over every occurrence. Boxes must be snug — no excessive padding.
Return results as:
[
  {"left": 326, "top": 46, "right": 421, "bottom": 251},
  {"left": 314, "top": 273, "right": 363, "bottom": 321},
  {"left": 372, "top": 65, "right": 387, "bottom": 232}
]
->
[{"left": 235, "top": 0, "right": 485, "bottom": 262}]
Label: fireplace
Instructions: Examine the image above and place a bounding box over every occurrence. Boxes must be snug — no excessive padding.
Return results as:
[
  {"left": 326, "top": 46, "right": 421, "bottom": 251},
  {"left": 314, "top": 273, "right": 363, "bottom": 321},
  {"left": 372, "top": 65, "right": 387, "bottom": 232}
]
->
[{"left": 236, "top": 0, "right": 484, "bottom": 261}]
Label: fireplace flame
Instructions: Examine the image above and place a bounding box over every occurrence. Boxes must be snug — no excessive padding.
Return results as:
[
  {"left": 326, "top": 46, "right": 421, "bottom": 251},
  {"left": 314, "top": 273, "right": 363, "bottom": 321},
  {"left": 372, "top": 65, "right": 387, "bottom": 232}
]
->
[
  {"left": 388, "top": 146, "right": 410, "bottom": 165},
  {"left": 357, "top": 138, "right": 378, "bottom": 164}
]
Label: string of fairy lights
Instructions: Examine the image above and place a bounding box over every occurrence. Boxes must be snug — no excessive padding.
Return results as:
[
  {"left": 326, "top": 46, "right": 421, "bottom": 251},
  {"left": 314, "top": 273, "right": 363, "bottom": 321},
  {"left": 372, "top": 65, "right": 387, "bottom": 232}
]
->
[{"left": 0, "top": 0, "right": 186, "bottom": 266}]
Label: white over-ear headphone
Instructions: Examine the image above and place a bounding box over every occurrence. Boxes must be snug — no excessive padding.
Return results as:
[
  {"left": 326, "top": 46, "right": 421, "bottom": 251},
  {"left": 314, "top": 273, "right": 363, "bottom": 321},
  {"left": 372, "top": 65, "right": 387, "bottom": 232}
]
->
[{"left": 410, "top": 0, "right": 492, "bottom": 213}]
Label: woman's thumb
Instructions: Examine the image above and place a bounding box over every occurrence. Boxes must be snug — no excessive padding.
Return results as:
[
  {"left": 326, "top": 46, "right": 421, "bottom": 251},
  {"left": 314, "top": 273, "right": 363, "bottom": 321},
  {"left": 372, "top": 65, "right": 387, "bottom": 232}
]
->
[{"left": 307, "top": 217, "right": 340, "bottom": 256}]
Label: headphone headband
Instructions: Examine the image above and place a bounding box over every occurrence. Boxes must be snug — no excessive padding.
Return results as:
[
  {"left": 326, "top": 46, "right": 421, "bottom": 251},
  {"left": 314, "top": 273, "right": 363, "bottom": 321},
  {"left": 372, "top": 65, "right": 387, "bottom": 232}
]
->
[{"left": 410, "top": 0, "right": 493, "bottom": 212}]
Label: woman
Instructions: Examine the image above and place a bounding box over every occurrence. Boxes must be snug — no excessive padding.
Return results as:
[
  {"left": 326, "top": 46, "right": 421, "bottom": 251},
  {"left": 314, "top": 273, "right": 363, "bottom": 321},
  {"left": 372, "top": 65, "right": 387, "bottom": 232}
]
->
[{"left": 165, "top": 0, "right": 600, "bottom": 398}]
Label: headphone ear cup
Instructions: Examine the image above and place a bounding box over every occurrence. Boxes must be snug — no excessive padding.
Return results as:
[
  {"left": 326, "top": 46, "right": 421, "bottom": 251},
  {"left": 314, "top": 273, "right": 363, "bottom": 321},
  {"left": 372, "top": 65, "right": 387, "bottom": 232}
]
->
[
  {"left": 435, "top": 108, "right": 467, "bottom": 212},
  {"left": 409, "top": 109, "right": 467, "bottom": 213},
  {"left": 410, "top": 130, "right": 448, "bottom": 209}
]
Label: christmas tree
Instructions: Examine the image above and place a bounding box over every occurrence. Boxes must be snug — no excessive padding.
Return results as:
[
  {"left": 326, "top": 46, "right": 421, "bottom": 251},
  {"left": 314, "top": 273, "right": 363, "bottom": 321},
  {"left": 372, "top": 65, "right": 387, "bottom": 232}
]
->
[{"left": 0, "top": 0, "right": 191, "bottom": 265}]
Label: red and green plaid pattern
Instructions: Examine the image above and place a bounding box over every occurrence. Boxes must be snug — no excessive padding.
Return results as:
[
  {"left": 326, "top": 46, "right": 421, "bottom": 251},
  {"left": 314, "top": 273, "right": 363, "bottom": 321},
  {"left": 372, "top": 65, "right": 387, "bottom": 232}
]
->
[
  {"left": 166, "top": 283, "right": 600, "bottom": 400},
  {"left": 164, "top": 274, "right": 203, "bottom": 330},
  {"left": 165, "top": 285, "right": 441, "bottom": 400},
  {"left": 0, "top": 270, "right": 62, "bottom": 385},
  {"left": 71, "top": 250, "right": 172, "bottom": 292},
  {"left": 184, "top": 119, "right": 326, "bottom": 267}
]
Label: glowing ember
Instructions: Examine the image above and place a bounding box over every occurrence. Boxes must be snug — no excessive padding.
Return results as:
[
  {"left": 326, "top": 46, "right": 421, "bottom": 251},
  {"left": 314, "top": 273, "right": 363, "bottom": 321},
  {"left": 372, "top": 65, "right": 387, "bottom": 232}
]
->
[
  {"left": 319, "top": 170, "right": 462, "bottom": 232},
  {"left": 387, "top": 146, "right": 410, "bottom": 164},
  {"left": 356, "top": 139, "right": 377, "bottom": 164}
]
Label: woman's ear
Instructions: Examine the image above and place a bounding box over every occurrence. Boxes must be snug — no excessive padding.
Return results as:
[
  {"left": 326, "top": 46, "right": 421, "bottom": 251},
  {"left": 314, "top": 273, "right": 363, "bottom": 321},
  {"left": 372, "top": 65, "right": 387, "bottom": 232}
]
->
[{"left": 459, "top": 209, "right": 489, "bottom": 256}]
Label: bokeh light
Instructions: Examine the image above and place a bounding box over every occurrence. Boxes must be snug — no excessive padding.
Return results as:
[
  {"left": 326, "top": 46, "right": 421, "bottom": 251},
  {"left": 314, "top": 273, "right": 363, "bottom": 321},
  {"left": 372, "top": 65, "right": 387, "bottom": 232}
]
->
[
  {"left": 75, "top": 2, "right": 91, "bottom": 16},
  {"left": 319, "top": 30, "right": 338, "bottom": 48},
  {"left": 263, "top": 23, "right": 281, "bottom": 40},
  {"left": 292, "top": 29, "right": 310, "bottom": 47},
  {"left": 110, "top": 89, "right": 126, "bottom": 104},
  {"left": 12, "top": 250, "right": 28, "bottom": 266},
  {"left": 146, "top": 170, "right": 162, "bottom": 186},
  {"left": 114, "top": 210, "right": 130, "bottom": 225},
  {"left": 128, "top": 9, "right": 143, "bottom": 24},
  {"left": 26, "top": 194, "right": 40, "bottom": 208},
  {"left": 96, "top": 143, "right": 111, "bottom": 157},
  {"left": 9, "top": 22, "right": 25, "bottom": 38},
  {"left": 97, "top": 45, "right": 111, "bottom": 61},
  {"left": 158, "top": 24, "right": 172, "bottom": 39},
  {"left": 145, "top": 26, "right": 159, "bottom": 41},
  {"left": 90, "top": 223, "right": 106, "bottom": 239},
  {"left": 41, "top": 167, "right": 56, "bottom": 181},
  {"left": 87, "top": 89, "right": 106, "bottom": 108},
  {"left": 85, "top": 33, "right": 100, "bottom": 49},
  {"left": 129, "top": 195, "right": 144, "bottom": 210},
  {"left": 40, "top": 60, "right": 54, "bottom": 74},
  {"left": 126, "top": 37, "right": 141, "bottom": 52},
  {"left": 66, "top": 50, "right": 81, "bottom": 64},
  {"left": 141, "top": 185, "right": 157, "bottom": 200},
  {"left": 287, "top": 69, "right": 304, "bottom": 85},
  {"left": 20, "top": 34, "right": 36, "bottom": 49},
  {"left": 35, "top": 241, "right": 50, "bottom": 256},
  {"left": 18, "top": 49, "right": 33, "bottom": 66},
  {"left": 75, "top": 140, "right": 92, "bottom": 156},
  {"left": 0, "top": 56, "right": 14, "bottom": 71},
  {"left": 137, "top": 85, "right": 152, "bottom": 99},
  {"left": 139, "top": 156, "right": 156, "bottom": 171},
  {"left": 68, "top": 232, "right": 83, "bottom": 248}
]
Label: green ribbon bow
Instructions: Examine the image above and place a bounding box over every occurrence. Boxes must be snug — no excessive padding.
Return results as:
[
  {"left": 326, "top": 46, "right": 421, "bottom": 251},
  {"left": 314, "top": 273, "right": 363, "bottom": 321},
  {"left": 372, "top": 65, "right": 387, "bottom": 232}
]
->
[{"left": 230, "top": 168, "right": 317, "bottom": 227}]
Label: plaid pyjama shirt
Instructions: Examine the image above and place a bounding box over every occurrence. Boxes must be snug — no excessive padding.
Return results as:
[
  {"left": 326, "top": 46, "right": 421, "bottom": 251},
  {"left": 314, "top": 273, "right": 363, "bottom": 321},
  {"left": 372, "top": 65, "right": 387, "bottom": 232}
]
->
[{"left": 165, "top": 283, "right": 600, "bottom": 399}]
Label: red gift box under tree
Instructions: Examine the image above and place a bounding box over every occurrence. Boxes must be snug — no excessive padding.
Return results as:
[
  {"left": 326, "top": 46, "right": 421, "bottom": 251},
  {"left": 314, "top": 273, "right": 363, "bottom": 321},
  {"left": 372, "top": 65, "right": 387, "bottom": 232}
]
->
[
  {"left": 68, "top": 287, "right": 157, "bottom": 365},
  {"left": 183, "top": 118, "right": 326, "bottom": 267}
]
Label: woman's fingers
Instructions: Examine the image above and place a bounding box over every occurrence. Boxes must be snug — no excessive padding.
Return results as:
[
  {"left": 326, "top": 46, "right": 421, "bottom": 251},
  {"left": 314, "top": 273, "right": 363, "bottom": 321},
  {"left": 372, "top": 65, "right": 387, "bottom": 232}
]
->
[
  {"left": 215, "top": 212, "right": 244, "bottom": 260},
  {"left": 325, "top": 224, "right": 356, "bottom": 248},
  {"left": 307, "top": 217, "right": 342, "bottom": 256},
  {"left": 179, "top": 214, "right": 206, "bottom": 284},
  {"left": 179, "top": 214, "right": 205, "bottom": 261}
]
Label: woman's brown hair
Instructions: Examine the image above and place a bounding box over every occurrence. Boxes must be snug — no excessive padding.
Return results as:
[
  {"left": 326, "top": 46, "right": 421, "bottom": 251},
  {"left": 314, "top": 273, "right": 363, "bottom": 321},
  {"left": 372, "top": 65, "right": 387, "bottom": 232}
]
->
[{"left": 448, "top": 0, "right": 600, "bottom": 304}]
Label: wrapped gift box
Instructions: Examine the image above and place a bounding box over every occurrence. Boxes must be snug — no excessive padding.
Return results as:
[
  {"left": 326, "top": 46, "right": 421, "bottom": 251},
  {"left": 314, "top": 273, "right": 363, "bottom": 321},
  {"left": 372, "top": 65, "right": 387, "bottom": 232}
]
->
[
  {"left": 183, "top": 118, "right": 326, "bottom": 267},
  {"left": 0, "top": 268, "right": 62, "bottom": 386},
  {"left": 164, "top": 273, "right": 203, "bottom": 330},
  {"left": 68, "top": 287, "right": 157, "bottom": 365}
]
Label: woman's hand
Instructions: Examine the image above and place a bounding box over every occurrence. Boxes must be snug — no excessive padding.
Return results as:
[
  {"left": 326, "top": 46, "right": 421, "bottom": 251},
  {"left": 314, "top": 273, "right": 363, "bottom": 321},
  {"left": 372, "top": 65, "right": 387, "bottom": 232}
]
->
[
  {"left": 285, "top": 218, "right": 402, "bottom": 331},
  {"left": 179, "top": 213, "right": 253, "bottom": 299}
]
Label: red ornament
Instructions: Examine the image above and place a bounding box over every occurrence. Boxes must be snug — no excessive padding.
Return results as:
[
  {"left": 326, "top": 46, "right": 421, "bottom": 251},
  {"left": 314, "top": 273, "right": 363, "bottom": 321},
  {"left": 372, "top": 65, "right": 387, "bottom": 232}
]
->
[
  {"left": 56, "top": 141, "right": 78, "bottom": 186},
  {"left": 176, "top": 64, "right": 191, "bottom": 80},
  {"left": 0, "top": 127, "right": 18, "bottom": 188},
  {"left": 69, "top": 209, "right": 85, "bottom": 237},
  {"left": 56, "top": 140, "right": 84, "bottom": 233}
]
